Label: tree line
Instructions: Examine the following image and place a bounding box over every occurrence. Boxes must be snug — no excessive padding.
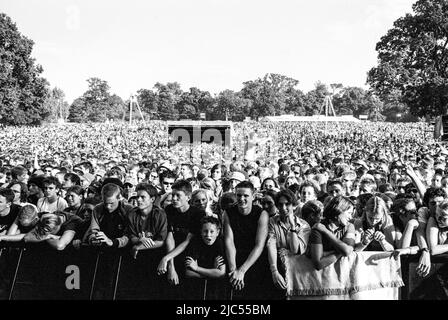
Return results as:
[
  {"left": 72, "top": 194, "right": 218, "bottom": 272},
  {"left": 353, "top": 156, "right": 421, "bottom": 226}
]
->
[{"left": 1, "top": 1, "right": 445, "bottom": 125}]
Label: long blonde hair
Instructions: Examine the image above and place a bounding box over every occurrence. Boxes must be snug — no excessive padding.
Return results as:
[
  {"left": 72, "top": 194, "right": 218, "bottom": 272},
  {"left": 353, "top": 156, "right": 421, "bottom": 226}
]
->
[{"left": 363, "top": 196, "right": 389, "bottom": 230}]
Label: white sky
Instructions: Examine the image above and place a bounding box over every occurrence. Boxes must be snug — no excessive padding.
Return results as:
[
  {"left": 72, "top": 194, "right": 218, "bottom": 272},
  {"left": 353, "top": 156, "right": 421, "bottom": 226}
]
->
[{"left": 2, "top": 0, "right": 415, "bottom": 103}]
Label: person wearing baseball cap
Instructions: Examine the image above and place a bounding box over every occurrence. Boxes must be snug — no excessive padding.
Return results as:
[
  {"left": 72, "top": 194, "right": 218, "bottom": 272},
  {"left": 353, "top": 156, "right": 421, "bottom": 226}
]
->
[{"left": 228, "top": 171, "right": 246, "bottom": 193}]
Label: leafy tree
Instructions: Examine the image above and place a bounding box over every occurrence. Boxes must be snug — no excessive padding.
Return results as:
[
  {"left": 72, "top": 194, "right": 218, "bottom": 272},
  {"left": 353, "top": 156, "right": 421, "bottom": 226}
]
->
[
  {"left": 241, "top": 73, "right": 300, "bottom": 119},
  {"left": 210, "top": 90, "right": 252, "bottom": 121},
  {"left": 107, "top": 94, "right": 126, "bottom": 120},
  {"left": 68, "top": 97, "right": 88, "bottom": 123},
  {"left": 43, "top": 87, "right": 70, "bottom": 122},
  {"left": 137, "top": 88, "right": 157, "bottom": 119},
  {"left": 367, "top": 0, "right": 448, "bottom": 117},
  {"left": 177, "top": 87, "right": 214, "bottom": 120},
  {"left": 68, "top": 78, "right": 124, "bottom": 122},
  {"left": 303, "top": 81, "right": 330, "bottom": 115},
  {"left": 153, "top": 82, "right": 182, "bottom": 120},
  {"left": 284, "top": 88, "right": 307, "bottom": 115},
  {"left": 0, "top": 13, "right": 49, "bottom": 125}
]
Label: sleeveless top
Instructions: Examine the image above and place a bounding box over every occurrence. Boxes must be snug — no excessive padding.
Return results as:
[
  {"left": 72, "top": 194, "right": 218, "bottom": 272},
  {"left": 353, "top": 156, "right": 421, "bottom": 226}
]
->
[{"left": 226, "top": 204, "right": 263, "bottom": 263}]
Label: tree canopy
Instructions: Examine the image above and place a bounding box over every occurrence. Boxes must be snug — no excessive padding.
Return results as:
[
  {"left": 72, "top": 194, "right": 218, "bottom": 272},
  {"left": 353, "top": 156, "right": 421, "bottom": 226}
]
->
[
  {"left": 367, "top": 0, "right": 448, "bottom": 118},
  {"left": 0, "top": 13, "right": 49, "bottom": 125}
]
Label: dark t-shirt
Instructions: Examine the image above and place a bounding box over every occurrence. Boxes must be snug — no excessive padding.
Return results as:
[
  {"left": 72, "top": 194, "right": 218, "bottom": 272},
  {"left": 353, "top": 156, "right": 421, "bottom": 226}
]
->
[
  {"left": 185, "top": 236, "right": 225, "bottom": 270},
  {"left": 226, "top": 204, "right": 263, "bottom": 264},
  {"left": 56, "top": 211, "right": 83, "bottom": 236},
  {"left": 0, "top": 204, "right": 20, "bottom": 234},
  {"left": 165, "top": 204, "right": 205, "bottom": 245}
]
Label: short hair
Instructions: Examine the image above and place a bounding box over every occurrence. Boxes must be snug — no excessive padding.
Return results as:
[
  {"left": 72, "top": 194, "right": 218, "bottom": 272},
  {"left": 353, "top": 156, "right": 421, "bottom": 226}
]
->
[
  {"left": 323, "top": 195, "right": 354, "bottom": 222},
  {"left": 36, "top": 212, "right": 64, "bottom": 236},
  {"left": 287, "top": 183, "right": 300, "bottom": 195},
  {"left": 11, "top": 166, "right": 27, "bottom": 180},
  {"left": 200, "top": 215, "right": 221, "bottom": 230},
  {"left": 66, "top": 185, "right": 84, "bottom": 196},
  {"left": 135, "top": 183, "right": 158, "bottom": 198},
  {"left": 191, "top": 189, "right": 209, "bottom": 201},
  {"left": 437, "top": 200, "right": 448, "bottom": 217},
  {"left": 274, "top": 189, "right": 298, "bottom": 207},
  {"left": 423, "top": 187, "right": 447, "bottom": 207},
  {"left": 106, "top": 168, "right": 124, "bottom": 181},
  {"left": 327, "top": 180, "right": 343, "bottom": 189},
  {"left": 64, "top": 173, "right": 81, "bottom": 186},
  {"left": 171, "top": 179, "right": 193, "bottom": 197},
  {"left": 211, "top": 163, "right": 227, "bottom": 177},
  {"left": 101, "top": 183, "right": 121, "bottom": 199},
  {"left": 360, "top": 179, "right": 377, "bottom": 191},
  {"left": 391, "top": 197, "right": 416, "bottom": 215},
  {"left": 159, "top": 170, "right": 177, "bottom": 183},
  {"left": 0, "top": 188, "right": 15, "bottom": 203},
  {"left": 84, "top": 197, "right": 102, "bottom": 206},
  {"left": 181, "top": 163, "right": 194, "bottom": 173},
  {"left": 235, "top": 181, "right": 255, "bottom": 194},
  {"left": 28, "top": 175, "right": 45, "bottom": 190},
  {"left": 302, "top": 200, "right": 324, "bottom": 224},
  {"left": 18, "top": 204, "right": 39, "bottom": 225},
  {"left": 43, "top": 176, "right": 61, "bottom": 189},
  {"left": 219, "top": 192, "right": 237, "bottom": 211},
  {"left": 299, "top": 180, "right": 320, "bottom": 196}
]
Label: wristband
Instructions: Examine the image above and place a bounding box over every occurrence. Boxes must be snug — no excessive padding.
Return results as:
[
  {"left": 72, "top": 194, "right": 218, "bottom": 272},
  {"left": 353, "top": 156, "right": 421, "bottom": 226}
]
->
[
  {"left": 269, "top": 264, "right": 278, "bottom": 273},
  {"left": 362, "top": 238, "right": 370, "bottom": 246}
]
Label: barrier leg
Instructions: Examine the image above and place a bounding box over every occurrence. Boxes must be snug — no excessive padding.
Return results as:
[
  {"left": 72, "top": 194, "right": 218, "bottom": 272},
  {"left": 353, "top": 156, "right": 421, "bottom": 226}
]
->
[
  {"left": 89, "top": 253, "right": 101, "bottom": 300},
  {"left": 8, "top": 248, "right": 24, "bottom": 301},
  {"left": 112, "top": 255, "right": 122, "bottom": 301},
  {"left": 202, "top": 279, "right": 207, "bottom": 301}
]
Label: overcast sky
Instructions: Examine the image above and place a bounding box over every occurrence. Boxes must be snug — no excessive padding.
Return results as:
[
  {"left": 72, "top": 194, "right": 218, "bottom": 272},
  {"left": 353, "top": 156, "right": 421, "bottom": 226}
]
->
[{"left": 3, "top": 0, "right": 415, "bottom": 103}]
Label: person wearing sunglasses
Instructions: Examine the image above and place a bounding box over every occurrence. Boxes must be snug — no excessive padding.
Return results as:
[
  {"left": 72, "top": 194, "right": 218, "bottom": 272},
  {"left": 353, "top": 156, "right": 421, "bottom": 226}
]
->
[
  {"left": 154, "top": 170, "right": 176, "bottom": 207},
  {"left": 391, "top": 198, "right": 419, "bottom": 250}
]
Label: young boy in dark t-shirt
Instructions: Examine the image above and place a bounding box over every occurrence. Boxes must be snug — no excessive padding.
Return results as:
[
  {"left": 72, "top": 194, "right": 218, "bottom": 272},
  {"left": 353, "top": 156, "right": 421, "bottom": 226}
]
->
[
  {"left": 185, "top": 216, "right": 226, "bottom": 279},
  {"left": 157, "top": 179, "right": 205, "bottom": 287},
  {"left": 183, "top": 216, "right": 226, "bottom": 300}
]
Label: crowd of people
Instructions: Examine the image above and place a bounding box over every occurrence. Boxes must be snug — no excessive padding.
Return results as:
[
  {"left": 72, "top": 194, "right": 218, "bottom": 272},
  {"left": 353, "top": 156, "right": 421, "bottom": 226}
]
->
[{"left": 0, "top": 119, "right": 446, "bottom": 300}]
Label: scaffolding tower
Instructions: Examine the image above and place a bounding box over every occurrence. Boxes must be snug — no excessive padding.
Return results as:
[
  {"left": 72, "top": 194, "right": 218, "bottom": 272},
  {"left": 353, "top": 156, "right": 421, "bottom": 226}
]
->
[{"left": 125, "top": 95, "right": 146, "bottom": 126}]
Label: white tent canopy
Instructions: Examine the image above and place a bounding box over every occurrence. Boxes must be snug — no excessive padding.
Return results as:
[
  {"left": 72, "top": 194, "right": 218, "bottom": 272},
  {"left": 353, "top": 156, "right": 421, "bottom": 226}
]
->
[{"left": 261, "top": 114, "right": 361, "bottom": 122}]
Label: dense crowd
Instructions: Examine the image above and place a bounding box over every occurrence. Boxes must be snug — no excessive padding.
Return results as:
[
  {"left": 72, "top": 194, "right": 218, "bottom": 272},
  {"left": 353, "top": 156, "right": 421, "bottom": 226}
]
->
[{"left": 0, "top": 119, "right": 446, "bottom": 300}]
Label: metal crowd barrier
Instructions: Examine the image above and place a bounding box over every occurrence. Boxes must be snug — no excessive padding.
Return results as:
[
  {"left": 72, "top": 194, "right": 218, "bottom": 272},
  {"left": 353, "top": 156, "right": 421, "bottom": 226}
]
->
[
  {"left": 2, "top": 243, "right": 445, "bottom": 300},
  {"left": 0, "top": 243, "right": 230, "bottom": 300}
]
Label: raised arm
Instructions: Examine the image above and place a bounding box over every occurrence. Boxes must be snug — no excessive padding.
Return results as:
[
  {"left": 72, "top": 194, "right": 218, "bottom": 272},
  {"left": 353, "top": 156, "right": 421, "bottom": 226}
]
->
[{"left": 405, "top": 165, "right": 427, "bottom": 201}]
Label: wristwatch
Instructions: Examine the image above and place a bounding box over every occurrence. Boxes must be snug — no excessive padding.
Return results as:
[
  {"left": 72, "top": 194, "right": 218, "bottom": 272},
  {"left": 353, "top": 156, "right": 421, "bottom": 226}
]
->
[
  {"left": 289, "top": 227, "right": 299, "bottom": 233},
  {"left": 420, "top": 247, "right": 429, "bottom": 254}
]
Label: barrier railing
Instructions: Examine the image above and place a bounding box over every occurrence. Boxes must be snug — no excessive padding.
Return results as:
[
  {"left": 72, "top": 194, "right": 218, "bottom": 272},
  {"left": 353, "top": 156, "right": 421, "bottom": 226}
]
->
[
  {"left": 1, "top": 243, "right": 447, "bottom": 300},
  {"left": 0, "top": 243, "right": 230, "bottom": 300}
]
